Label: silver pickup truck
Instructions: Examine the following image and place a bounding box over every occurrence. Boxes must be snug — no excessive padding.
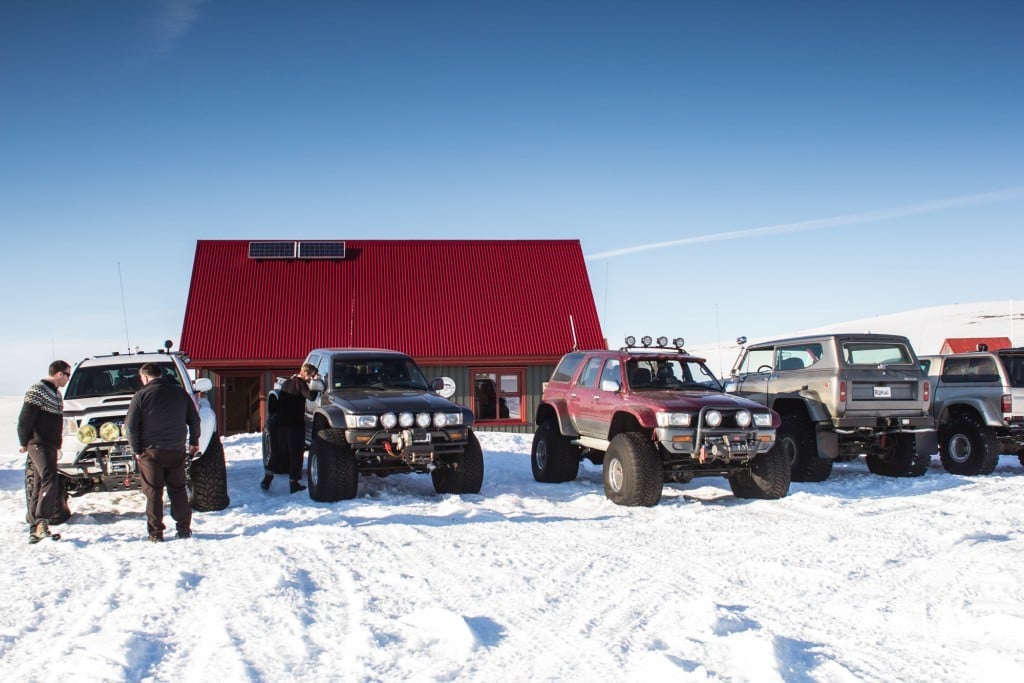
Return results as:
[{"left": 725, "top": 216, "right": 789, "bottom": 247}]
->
[
  {"left": 919, "top": 348, "right": 1024, "bottom": 474},
  {"left": 726, "top": 333, "right": 937, "bottom": 482}
]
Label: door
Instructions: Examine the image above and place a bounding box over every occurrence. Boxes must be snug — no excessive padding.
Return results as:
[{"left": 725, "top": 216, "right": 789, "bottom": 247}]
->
[{"left": 223, "top": 373, "right": 262, "bottom": 435}]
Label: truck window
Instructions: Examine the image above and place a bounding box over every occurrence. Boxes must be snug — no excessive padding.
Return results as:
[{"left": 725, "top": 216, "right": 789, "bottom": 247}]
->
[
  {"left": 599, "top": 359, "right": 622, "bottom": 387},
  {"left": 842, "top": 342, "right": 912, "bottom": 365},
  {"left": 941, "top": 357, "right": 999, "bottom": 383},
  {"left": 577, "top": 357, "right": 604, "bottom": 388},
  {"left": 551, "top": 352, "right": 585, "bottom": 383},
  {"left": 738, "top": 349, "right": 774, "bottom": 374}
]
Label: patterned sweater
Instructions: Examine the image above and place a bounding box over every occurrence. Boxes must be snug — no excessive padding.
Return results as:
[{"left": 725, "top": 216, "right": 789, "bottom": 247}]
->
[{"left": 17, "top": 380, "right": 64, "bottom": 449}]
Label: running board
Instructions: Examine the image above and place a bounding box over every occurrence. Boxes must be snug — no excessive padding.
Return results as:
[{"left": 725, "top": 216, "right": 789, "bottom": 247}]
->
[{"left": 573, "top": 436, "right": 610, "bottom": 451}]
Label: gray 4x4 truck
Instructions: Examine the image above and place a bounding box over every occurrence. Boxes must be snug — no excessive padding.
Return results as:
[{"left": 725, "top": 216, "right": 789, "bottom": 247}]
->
[
  {"left": 920, "top": 347, "right": 1024, "bottom": 474},
  {"left": 726, "top": 333, "right": 937, "bottom": 481},
  {"left": 263, "top": 348, "right": 482, "bottom": 501}
]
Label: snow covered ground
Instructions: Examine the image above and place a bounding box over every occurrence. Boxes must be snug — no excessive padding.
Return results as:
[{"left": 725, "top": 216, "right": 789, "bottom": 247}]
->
[{"left": 3, "top": 301, "right": 1024, "bottom": 682}]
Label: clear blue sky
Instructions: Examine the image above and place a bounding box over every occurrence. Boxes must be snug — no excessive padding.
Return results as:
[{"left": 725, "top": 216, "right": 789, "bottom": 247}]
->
[{"left": 2, "top": 1, "right": 1022, "bottom": 394}]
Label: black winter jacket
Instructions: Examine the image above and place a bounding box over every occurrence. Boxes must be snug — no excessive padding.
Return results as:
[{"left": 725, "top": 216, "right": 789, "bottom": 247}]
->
[
  {"left": 17, "top": 380, "right": 63, "bottom": 449},
  {"left": 278, "top": 375, "right": 310, "bottom": 428},
  {"left": 125, "top": 377, "right": 201, "bottom": 454}
]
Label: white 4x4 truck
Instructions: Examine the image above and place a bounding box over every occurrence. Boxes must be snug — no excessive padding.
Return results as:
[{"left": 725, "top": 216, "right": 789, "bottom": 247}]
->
[{"left": 32, "top": 346, "right": 231, "bottom": 525}]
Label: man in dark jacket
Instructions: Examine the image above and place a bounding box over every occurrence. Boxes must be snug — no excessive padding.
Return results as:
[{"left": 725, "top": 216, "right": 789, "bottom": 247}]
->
[
  {"left": 126, "top": 363, "right": 201, "bottom": 542},
  {"left": 18, "top": 360, "right": 72, "bottom": 544},
  {"left": 262, "top": 363, "right": 317, "bottom": 494}
]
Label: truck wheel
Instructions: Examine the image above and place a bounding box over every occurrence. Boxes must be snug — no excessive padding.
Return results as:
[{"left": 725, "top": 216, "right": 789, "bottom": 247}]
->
[
  {"left": 262, "top": 413, "right": 288, "bottom": 474},
  {"left": 602, "top": 432, "right": 663, "bottom": 507},
  {"left": 308, "top": 430, "right": 358, "bottom": 501},
  {"left": 432, "top": 430, "right": 485, "bottom": 494},
  {"left": 188, "top": 434, "right": 231, "bottom": 511},
  {"left": 1018, "top": 448, "right": 1024, "bottom": 469},
  {"left": 866, "top": 433, "right": 930, "bottom": 477},
  {"left": 531, "top": 421, "right": 580, "bottom": 483},
  {"left": 728, "top": 446, "right": 790, "bottom": 499},
  {"left": 24, "top": 464, "right": 72, "bottom": 526},
  {"left": 938, "top": 414, "right": 999, "bottom": 475},
  {"left": 778, "top": 411, "right": 832, "bottom": 482}
]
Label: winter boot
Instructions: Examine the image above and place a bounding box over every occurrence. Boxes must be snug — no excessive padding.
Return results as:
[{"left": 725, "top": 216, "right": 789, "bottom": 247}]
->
[
  {"left": 29, "top": 519, "right": 57, "bottom": 544},
  {"left": 289, "top": 479, "right": 306, "bottom": 494},
  {"left": 260, "top": 473, "right": 274, "bottom": 490}
]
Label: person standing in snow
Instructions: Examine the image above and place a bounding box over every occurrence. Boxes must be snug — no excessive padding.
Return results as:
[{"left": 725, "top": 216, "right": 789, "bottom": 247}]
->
[
  {"left": 126, "top": 363, "right": 201, "bottom": 542},
  {"left": 262, "top": 363, "right": 317, "bottom": 494},
  {"left": 18, "top": 360, "right": 72, "bottom": 544}
]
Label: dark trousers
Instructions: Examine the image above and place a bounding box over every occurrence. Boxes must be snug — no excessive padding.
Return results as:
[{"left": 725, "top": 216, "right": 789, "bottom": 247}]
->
[
  {"left": 26, "top": 443, "right": 59, "bottom": 525},
  {"left": 137, "top": 447, "right": 192, "bottom": 537},
  {"left": 279, "top": 425, "right": 305, "bottom": 481}
]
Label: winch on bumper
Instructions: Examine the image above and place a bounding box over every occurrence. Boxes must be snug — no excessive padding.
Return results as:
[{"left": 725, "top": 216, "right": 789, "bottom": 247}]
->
[
  {"left": 656, "top": 426, "right": 776, "bottom": 463},
  {"left": 345, "top": 426, "right": 472, "bottom": 469},
  {"left": 62, "top": 441, "right": 142, "bottom": 494}
]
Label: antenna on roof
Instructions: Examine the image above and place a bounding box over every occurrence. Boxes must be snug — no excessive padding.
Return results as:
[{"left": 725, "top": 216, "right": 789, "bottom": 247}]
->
[
  {"left": 118, "top": 261, "right": 132, "bottom": 353},
  {"left": 569, "top": 314, "right": 578, "bottom": 351}
]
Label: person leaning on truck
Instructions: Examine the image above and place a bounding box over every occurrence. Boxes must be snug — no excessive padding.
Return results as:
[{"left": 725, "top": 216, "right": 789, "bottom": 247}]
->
[
  {"left": 17, "top": 360, "right": 72, "bottom": 544},
  {"left": 262, "top": 362, "right": 317, "bottom": 494},
  {"left": 126, "top": 362, "right": 201, "bottom": 542}
]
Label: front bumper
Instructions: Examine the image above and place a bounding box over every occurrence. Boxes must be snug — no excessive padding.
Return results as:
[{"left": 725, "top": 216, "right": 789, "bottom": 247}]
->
[
  {"left": 655, "top": 427, "right": 776, "bottom": 462},
  {"left": 345, "top": 426, "right": 471, "bottom": 468}
]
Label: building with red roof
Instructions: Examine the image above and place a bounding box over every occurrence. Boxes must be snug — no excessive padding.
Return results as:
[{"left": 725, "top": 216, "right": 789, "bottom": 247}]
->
[
  {"left": 180, "top": 239, "right": 605, "bottom": 434},
  {"left": 938, "top": 337, "right": 1013, "bottom": 354}
]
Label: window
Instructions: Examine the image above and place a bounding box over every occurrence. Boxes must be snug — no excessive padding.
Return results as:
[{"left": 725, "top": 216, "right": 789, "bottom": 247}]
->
[
  {"left": 842, "top": 342, "right": 912, "bottom": 366},
  {"left": 941, "top": 357, "right": 1000, "bottom": 384},
  {"left": 577, "top": 357, "right": 603, "bottom": 388},
  {"left": 472, "top": 368, "right": 525, "bottom": 422},
  {"left": 738, "top": 348, "right": 774, "bottom": 374},
  {"left": 551, "top": 352, "right": 586, "bottom": 383},
  {"left": 599, "top": 359, "right": 622, "bottom": 388},
  {"left": 776, "top": 343, "right": 822, "bottom": 371}
]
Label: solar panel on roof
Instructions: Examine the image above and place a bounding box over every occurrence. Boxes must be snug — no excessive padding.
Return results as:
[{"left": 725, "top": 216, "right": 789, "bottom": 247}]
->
[
  {"left": 297, "top": 241, "right": 346, "bottom": 259},
  {"left": 248, "top": 241, "right": 296, "bottom": 259}
]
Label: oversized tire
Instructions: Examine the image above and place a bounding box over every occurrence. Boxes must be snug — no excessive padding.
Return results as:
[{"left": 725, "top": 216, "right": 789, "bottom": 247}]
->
[
  {"left": 1018, "top": 448, "right": 1024, "bottom": 469},
  {"left": 188, "top": 434, "right": 231, "bottom": 511},
  {"left": 602, "top": 432, "right": 663, "bottom": 507},
  {"left": 531, "top": 421, "right": 580, "bottom": 483},
  {"left": 432, "top": 430, "right": 485, "bottom": 494},
  {"left": 24, "top": 462, "right": 72, "bottom": 526},
  {"left": 777, "top": 411, "right": 832, "bottom": 482},
  {"left": 866, "top": 432, "right": 930, "bottom": 477},
  {"left": 938, "top": 414, "right": 999, "bottom": 475},
  {"left": 308, "top": 430, "right": 358, "bottom": 502},
  {"left": 728, "top": 446, "right": 791, "bottom": 500},
  {"left": 262, "top": 412, "right": 288, "bottom": 474}
]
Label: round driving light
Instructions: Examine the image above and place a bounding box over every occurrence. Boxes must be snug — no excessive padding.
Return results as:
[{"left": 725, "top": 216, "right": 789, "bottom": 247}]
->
[
  {"left": 399, "top": 412, "right": 414, "bottom": 428},
  {"left": 735, "top": 410, "right": 752, "bottom": 428},
  {"left": 416, "top": 412, "right": 431, "bottom": 428},
  {"left": 78, "top": 424, "right": 97, "bottom": 444},
  {"left": 673, "top": 337, "right": 685, "bottom": 348},
  {"left": 99, "top": 422, "right": 120, "bottom": 441},
  {"left": 433, "top": 413, "right": 448, "bottom": 428},
  {"left": 657, "top": 336, "right": 668, "bottom": 347},
  {"left": 625, "top": 336, "right": 636, "bottom": 346},
  {"left": 705, "top": 410, "right": 723, "bottom": 427},
  {"left": 641, "top": 336, "right": 652, "bottom": 347},
  {"left": 380, "top": 413, "right": 398, "bottom": 429}
]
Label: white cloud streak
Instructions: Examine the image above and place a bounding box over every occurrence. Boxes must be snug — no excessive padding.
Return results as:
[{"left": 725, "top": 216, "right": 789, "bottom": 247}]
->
[
  {"left": 585, "top": 186, "right": 1024, "bottom": 261},
  {"left": 150, "top": 0, "right": 210, "bottom": 55}
]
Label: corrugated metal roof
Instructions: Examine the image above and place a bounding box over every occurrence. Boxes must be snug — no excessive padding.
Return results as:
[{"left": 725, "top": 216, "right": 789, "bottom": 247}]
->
[{"left": 180, "top": 239, "right": 605, "bottom": 364}]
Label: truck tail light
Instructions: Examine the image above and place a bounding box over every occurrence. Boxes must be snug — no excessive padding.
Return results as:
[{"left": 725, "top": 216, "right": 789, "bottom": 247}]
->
[
  {"left": 923, "top": 381, "right": 930, "bottom": 403},
  {"left": 1002, "top": 394, "right": 1012, "bottom": 414},
  {"left": 839, "top": 381, "right": 847, "bottom": 403}
]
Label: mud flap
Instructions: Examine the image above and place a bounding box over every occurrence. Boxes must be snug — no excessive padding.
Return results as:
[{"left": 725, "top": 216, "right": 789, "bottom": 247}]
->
[
  {"left": 914, "top": 430, "right": 938, "bottom": 457},
  {"left": 815, "top": 428, "right": 838, "bottom": 460}
]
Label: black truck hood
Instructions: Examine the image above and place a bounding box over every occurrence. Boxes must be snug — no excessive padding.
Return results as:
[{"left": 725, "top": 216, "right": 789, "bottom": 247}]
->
[{"left": 327, "top": 389, "right": 457, "bottom": 413}]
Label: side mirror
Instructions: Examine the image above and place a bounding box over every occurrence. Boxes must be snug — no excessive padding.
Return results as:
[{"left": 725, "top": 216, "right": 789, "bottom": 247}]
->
[
  {"left": 600, "top": 379, "right": 622, "bottom": 393},
  {"left": 309, "top": 378, "right": 326, "bottom": 393},
  {"left": 194, "top": 378, "right": 213, "bottom": 393}
]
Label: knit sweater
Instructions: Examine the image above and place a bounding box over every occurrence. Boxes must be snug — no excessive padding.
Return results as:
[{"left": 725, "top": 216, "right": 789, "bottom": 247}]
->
[{"left": 17, "top": 380, "right": 64, "bottom": 449}]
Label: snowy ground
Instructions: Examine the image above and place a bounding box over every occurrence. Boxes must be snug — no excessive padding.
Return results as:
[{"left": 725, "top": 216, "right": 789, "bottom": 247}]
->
[{"left": 2, "top": 394, "right": 1024, "bottom": 682}]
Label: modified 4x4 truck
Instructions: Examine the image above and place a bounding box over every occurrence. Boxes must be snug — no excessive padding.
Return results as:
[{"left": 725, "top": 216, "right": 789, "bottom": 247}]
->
[
  {"left": 919, "top": 348, "right": 1024, "bottom": 474},
  {"left": 263, "top": 348, "right": 482, "bottom": 501},
  {"left": 532, "top": 337, "right": 788, "bottom": 507},
  {"left": 39, "top": 345, "right": 231, "bottom": 525},
  {"left": 725, "top": 333, "right": 937, "bottom": 482}
]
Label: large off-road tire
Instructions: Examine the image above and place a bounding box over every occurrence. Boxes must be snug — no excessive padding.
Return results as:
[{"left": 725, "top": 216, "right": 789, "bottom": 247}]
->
[
  {"left": 938, "top": 414, "right": 999, "bottom": 475},
  {"left": 778, "top": 411, "right": 832, "bottom": 482},
  {"left": 262, "top": 413, "right": 288, "bottom": 474},
  {"left": 530, "top": 421, "right": 580, "bottom": 483},
  {"left": 432, "top": 430, "right": 485, "bottom": 494},
  {"left": 188, "top": 435, "right": 231, "bottom": 511},
  {"left": 308, "top": 430, "right": 358, "bottom": 502},
  {"left": 866, "top": 433, "right": 930, "bottom": 477},
  {"left": 1018, "top": 448, "right": 1024, "bottom": 469},
  {"left": 24, "top": 463, "right": 72, "bottom": 526},
  {"left": 728, "top": 446, "right": 791, "bottom": 500},
  {"left": 602, "top": 432, "right": 663, "bottom": 507}
]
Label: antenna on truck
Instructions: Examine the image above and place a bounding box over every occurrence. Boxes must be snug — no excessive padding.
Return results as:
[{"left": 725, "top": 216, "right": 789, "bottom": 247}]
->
[{"left": 118, "top": 261, "right": 132, "bottom": 353}]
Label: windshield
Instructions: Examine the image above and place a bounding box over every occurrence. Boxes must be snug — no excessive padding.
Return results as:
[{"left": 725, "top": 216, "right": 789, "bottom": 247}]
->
[
  {"left": 331, "top": 357, "right": 430, "bottom": 391},
  {"left": 626, "top": 358, "right": 723, "bottom": 392},
  {"left": 65, "top": 362, "right": 181, "bottom": 399}
]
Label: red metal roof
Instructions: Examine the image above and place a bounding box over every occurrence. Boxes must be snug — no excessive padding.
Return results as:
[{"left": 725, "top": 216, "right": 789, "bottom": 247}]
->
[
  {"left": 180, "top": 240, "right": 605, "bottom": 365},
  {"left": 939, "top": 337, "right": 1013, "bottom": 354}
]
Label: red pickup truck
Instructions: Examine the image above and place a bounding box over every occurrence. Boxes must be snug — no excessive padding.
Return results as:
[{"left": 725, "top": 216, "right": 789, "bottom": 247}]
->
[{"left": 533, "top": 338, "right": 788, "bottom": 506}]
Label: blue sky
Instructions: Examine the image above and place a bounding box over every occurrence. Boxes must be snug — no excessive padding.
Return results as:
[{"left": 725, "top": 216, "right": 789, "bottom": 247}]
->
[{"left": 2, "top": 0, "right": 1022, "bottom": 394}]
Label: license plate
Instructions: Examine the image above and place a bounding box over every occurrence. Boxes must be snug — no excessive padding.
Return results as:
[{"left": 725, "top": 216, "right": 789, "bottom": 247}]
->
[{"left": 873, "top": 385, "right": 892, "bottom": 399}]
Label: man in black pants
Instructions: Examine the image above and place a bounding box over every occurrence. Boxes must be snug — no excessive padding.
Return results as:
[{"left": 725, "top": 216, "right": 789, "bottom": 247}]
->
[
  {"left": 126, "top": 363, "right": 201, "bottom": 542},
  {"left": 18, "top": 360, "right": 72, "bottom": 544},
  {"left": 262, "top": 363, "right": 317, "bottom": 494}
]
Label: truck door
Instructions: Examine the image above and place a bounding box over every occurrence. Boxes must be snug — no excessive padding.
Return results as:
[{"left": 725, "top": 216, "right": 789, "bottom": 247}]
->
[
  {"left": 727, "top": 347, "right": 773, "bottom": 406},
  {"left": 570, "top": 356, "right": 605, "bottom": 437}
]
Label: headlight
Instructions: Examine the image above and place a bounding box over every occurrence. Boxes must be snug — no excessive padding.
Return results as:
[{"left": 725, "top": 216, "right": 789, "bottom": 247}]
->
[
  {"left": 380, "top": 413, "right": 397, "bottom": 429},
  {"left": 99, "top": 422, "right": 121, "bottom": 441},
  {"left": 433, "top": 412, "right": 463, "bottom": 428},
  {"left": 78, "top": 424, "right": 97, "bottom": 444},
  {"left": 416, "top": 413, "right": 431, "bottom": 428},
  {"left": 63, "top": 417, "right": 79, "bottom": 435},
  {"left": 753, "top": 413, "right": 772, "bottom": 427},
  {"left": 345, "top": 414, "right": 377, "bottom": 429},
  {"left": 656, "top": 412, "right": 692, "bottom": 427},
  {"left": 641, "top": 336, "right": 652, "bottom": 347},
  {"left": 399, "top": 412, "right": 414, "bottom": 428},
  {"left": 656, "top": 336, "right": 668, "bottom": 347},
  {"left": 734, "top": 410, "right": 751, "bottom": 428},
  {"left": 705, "top": 410, "right": 723, "bottom": 427}
]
